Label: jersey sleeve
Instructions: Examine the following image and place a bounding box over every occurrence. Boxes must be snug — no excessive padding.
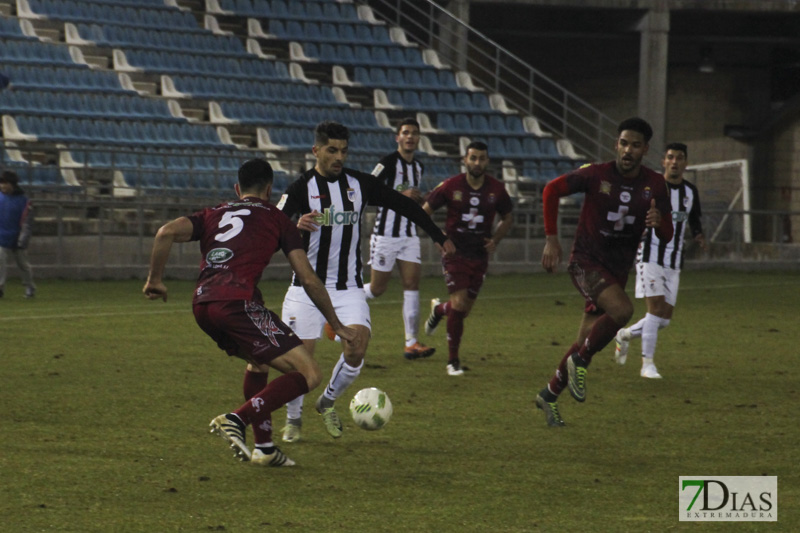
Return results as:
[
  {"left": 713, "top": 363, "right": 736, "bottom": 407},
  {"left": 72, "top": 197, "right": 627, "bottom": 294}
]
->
[
  {"left": 278, "top": 178, "right": 306, "bottom": 218},
  {"left": 187, "top": 210, "right": 208, "bottom": 241},
  {"left": 687, "top": 182, "right": 704, "bottom": 236},
  {"left": 425, "top": 180, "right": 448, "bottom": 210},
  {"left": 542, "top": 175, "right": 571, "bottom": 235},
  {"left": 277, "top": 211, "right": 305, "bottom": 254}
]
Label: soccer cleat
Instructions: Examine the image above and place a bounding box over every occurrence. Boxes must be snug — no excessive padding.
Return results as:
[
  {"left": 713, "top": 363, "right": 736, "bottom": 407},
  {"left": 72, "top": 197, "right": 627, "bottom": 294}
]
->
[
  {"left": 446, "top": 359, "right": 464, "bottom": 376},
  {"left": 641, "top": 361, "right": 663, "bottom": 379},
  {"left": 614, "top": 328, "right": 630, "bottom": 365},
  {"left": 24, "top": 288, "right": 35, "bottom": 299},
  {"left": 566, "top": 353, "right": 587, "bottom": 403},
  {"left": 315, "top": 395, "right": 343, "bottom": 438},
  {"left": 404, "top": 342, "right": 435, "bottom": 360},
  {"left": 209, "top": 414, "right": 252, "bottom": 462},
  {"left": 535, "top": 393, "right": 565, "bottom": 427},
  {"left": 425, "top": 298, "right": 442, "bottom": 335},
  {"left": 281, "top": 421, "right": 301, "bottom": 443},
  {"left": 323, "top": 322, "right": 336, "bottom": 341},
  {"left": 251, "top": 447, "right": 295, "bottom": 467}
]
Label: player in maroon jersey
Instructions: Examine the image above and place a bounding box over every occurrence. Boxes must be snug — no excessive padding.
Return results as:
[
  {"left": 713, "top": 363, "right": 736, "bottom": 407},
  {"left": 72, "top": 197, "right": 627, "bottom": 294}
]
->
[
  {"left": 535, "top": 118, "right": 673, "bottom": 426},
  {"left": 143, "top": 158, "right": 360, "bottom": 466},
  {"left": 423, "top": 141, "right": 514, "bottom": 376}
]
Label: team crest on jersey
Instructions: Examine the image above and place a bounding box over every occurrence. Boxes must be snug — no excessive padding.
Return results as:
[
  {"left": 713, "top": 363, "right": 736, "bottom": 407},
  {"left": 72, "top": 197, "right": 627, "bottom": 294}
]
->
[
  {"left": 371, "top": 163, "right": 384, "bottom": 176},
  {"left": 453, "top": 191, "right": 463, "bottom": 201},
  {"left": 600, "top": 181, "right": 612, "bottom": 195},
  {"left": 642, "top": 187, "right": 652, "bottom": 200},
  {"left": 619, "top": 191, "right": 631, "bottom": 204},
  {"left": 488, "top": 193, "right": 496, "bottom": 204},
  {"left": 206, "top": 248, "right": 233, "bottom": 263},
  {"left": 470, "top": 196, "right": 480, "bottom": 206},
  {"left": 276, "top": 194, "right": 288, "bottom": 209},
  {"left": 347, "top": 188, "right": 357, "bottom": 202}
]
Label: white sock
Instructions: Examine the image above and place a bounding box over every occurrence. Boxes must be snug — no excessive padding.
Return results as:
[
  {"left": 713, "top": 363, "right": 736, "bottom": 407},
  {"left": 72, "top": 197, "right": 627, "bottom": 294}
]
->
[
  {"left": 323, "top": 354, "right": 363, "bottom": 401},
  {"left": 628, "top": 317, "right": 646, "bottom": 339},
  {"left": 364, "top": 283, "right": 375, "bottom": 300},
  {"left": 286, "top": 395, "right": 303, "bottom": 420},
  {"left": 403, "top": 290, "right": 419, "bottom": 347},
  {"left": 641, "top": 313, "right": 664, "bottom": 358}
]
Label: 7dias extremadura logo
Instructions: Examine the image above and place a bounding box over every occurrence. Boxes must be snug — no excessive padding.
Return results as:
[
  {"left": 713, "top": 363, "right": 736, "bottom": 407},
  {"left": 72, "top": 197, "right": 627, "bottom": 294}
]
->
[{"left": 679, "top": 476, "right": 777, "bottom": 521}]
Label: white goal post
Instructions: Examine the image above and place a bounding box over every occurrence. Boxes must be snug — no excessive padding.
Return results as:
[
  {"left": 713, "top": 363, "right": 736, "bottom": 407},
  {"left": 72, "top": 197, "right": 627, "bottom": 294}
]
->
[{"left": 685, "top": 159, "right": 751, "bottom": 244}]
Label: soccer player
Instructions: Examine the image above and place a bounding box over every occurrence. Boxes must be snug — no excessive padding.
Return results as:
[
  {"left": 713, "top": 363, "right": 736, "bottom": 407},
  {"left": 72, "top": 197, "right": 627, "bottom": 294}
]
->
[
  {"left": 365, "top": 117, "right": 436, "bottom": 360},
  {"left": 143, "top": 158, "right": 360, "bottom": 467},
  {"left": 615, "top": 142, "right": 706, "bottom": 378},
  {"left": 535, "top": 117, "right": 673, "bottom": 427},
  {"left": 422, "top": 141, "right": 514, "bottom": 376},
  {"left": 278, "top": 121, "right": 454, "bottom": 442}
]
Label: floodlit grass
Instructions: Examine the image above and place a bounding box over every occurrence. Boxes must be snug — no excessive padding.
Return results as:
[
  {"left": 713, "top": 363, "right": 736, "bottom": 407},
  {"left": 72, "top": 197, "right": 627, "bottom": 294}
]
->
[{"left": 1, "top": 271, "right": 797, "bottom": 532}]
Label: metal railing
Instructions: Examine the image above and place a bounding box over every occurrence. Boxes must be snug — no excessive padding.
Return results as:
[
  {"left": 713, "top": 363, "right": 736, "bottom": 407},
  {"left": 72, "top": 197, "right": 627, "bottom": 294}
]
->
[{"left": 364, "top": 0, "right": 622, "bottom": 163}]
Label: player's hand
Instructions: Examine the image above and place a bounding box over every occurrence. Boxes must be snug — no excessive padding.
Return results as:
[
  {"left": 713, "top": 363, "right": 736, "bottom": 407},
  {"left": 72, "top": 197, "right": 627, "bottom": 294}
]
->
[
  {"left": 541, "top": 235, "right": 562, "bottom": 273},
  {"left": 483, "top": 237, "right": 497, "bottom": 254},
  {"left": 437, "top": 238, "right": 456, "bottom": 257},
  {"left": 645, "top": 199, "right": 661, "bottom": 228},
  {"left": 143, "top": 281, "right": 168, "bottom": 302},
  {"left": 337, "top": 325, "right": 367, "bottom": 351},
  {"left": 402, "top": 187, "right": 423, "bottom": 204},
  {"left": 695, "top": 233, "right": 708, "bottom": 251},
  {"left": 298, "top": 210, "right": 322, "bottom": 232}
]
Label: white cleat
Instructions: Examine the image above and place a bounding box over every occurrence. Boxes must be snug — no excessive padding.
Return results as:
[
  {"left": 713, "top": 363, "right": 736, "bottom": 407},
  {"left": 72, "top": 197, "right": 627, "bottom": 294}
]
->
[
  {"left": 640, "top": 362, "right": 662, "bottom": 379},
  {"left": 425, "top": 298, "right": 442, "bottom": 336},
  {"left": 281, "top": 422, "right": 301, "bottom": 443},
  {"left": 614, "top": 328, "right": 631, "bottom": 365}
]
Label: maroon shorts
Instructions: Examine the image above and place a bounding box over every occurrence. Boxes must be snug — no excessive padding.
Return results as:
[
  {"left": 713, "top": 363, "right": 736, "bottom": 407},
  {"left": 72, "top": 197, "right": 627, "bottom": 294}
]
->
[
  {"left": 442, "top": 255, "right": 488, "bottom": 299},
  {"left": 567, "top": 259, "right": 628, "bottom": 314},
  {"left": 193, "top": 300, "right": 303, "bottom": 365}
]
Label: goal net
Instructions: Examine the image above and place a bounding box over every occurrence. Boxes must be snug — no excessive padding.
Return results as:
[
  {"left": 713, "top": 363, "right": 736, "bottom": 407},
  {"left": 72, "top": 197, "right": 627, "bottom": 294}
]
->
[{"left": 684, "top": 159, "right": 751, "bottom": 244}]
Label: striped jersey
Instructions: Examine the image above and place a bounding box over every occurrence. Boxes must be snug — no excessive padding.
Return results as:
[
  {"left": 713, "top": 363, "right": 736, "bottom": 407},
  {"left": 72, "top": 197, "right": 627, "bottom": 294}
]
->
[
  {"left": 638, "top": 179, "right": 703, "bottom": 271},
  {"left": 278, "top": 167, "right": 447, "bottom": 291},
  {"left": 371, "top": 151, "right": 424, "bottom": 238}
]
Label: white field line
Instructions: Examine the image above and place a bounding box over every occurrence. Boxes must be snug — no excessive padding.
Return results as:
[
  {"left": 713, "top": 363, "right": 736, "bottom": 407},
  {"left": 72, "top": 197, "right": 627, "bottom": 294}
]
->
[{"left": 1, "top": 280, "right": 798, "bottom": 322}]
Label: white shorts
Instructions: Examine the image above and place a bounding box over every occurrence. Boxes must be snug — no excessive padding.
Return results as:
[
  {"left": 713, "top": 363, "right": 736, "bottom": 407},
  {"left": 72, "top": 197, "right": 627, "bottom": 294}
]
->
[
  {"left": 281, "top": 285, "right": 371, "bottom": 340},
  {"left": 635, "top": 261, "right": 681, "bottom": 306},
  {"left": 368, "top": 235, "right": 421, "bottom": 273}
]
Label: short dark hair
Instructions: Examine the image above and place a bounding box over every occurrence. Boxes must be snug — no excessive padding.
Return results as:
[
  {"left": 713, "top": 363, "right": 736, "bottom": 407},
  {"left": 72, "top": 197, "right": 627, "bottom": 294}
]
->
[
  {"left": 617, "top": 117, "right": 653, "bottom": 143},
  {"left": 238, "top": 158, "right": 273, "bottom": 192},
  {"left": 396, "top": 117, "right": 420, "bottom": 134},
  {"left": 314, "top": 121, "right": 349, "bottom": 146},
  {"left": 465, "top": 141, "right": 489, "bottom": 155},
  {"left": 665, "top": 142, "right": 688, "bottom": 158},
  {"left": 0, "top": 170, "right": 19, "bottom": 186}
]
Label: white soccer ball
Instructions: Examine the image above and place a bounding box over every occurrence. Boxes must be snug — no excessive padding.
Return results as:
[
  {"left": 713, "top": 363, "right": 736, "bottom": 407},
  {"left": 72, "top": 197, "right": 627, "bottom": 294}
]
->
[{"left": 349, "top": 387, "right": 393, "bottom": 431}]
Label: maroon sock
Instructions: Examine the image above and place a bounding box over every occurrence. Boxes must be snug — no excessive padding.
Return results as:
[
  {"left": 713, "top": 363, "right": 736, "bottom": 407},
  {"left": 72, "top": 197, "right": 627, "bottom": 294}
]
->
[
  {"left": 243, "top": 369, "right": 271, "bottom": 445},
  {"left": 446, "top": 309, "right": 467, "bottom": 363},
  {"left": 578, "top": 314, "right": 623, "bottom": 364},
  {"left": 435, "top": 300, "right": 451, "bottom": 318},
  {"left": 234, "top": 371, "right": 309, "bottom": 428},
  {"left": 548, "top": 342, "right": 579, "bottom": 396}
]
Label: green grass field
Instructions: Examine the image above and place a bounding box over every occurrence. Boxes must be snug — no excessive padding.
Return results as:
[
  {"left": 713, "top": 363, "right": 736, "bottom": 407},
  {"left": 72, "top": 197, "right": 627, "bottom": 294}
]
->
[{"left": 1, "top": 271, "right": 797, "bottom": 532}]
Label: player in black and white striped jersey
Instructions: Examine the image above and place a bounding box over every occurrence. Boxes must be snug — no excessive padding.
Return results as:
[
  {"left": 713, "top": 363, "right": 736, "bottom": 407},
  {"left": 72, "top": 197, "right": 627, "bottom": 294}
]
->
[
  {"left": 278, "top": 121, "right": 454, "bottom": 441},
  {"left": 365, "top": 117, "right": 436, "bottom": 361},
  {"left": 615, "top": 143, "right": 706, "bottom": 378}
]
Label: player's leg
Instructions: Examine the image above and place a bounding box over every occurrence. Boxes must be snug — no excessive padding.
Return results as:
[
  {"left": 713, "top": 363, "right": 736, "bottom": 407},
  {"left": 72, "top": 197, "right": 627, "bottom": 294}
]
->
[
  {"left": 445, "top": 288, "right": 475, "bottom": 376},
  {"left": 364, "top": 234, "right": 395, "bottom": 299},
  {"left": 0, "top": 246, "right": 8, "bottom": 297},
  {"left": 14, "top": 248, "right": 35, "bottom": 298},
  {"left": 316, "top": 290, "right": 371, "bottom": 438},
  {"left": 397, "top": 256, "right": 434, "bottom": 360},
  {"left": 281, "top": 287, "right": 324, "bottom": 441},
  {"left": 615, "top": 262, "right": 649, "bottom": 364},
  {"left": 563, "top": 260, "right": 633, "bottom": 402}
]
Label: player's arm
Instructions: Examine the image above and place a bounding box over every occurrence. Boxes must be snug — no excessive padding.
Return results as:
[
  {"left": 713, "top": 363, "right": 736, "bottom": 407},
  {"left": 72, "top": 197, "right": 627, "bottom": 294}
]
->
[
  {"left": 17, "top": 200, "right": 33, "bottom": 249},
  {"left": 143, "top": 216, "right": 194, "bottom": 302},
  {"left": 541, "top": 175, "right": 570, "bottom": 272},
  {"left": 485, "top": 211, "right": 513, "bottom": 254},
  {"left": 286, "top": 248, "right": 359, "bottom": 347},
  {"left": 688, "top": 191, "right": 707, "bottom": 250},
  {"left": 278, "top": 179, "right": 321, "bottom": 233},
  {"left": 647, "top": 181, "right": 674, "bottom": 242}
]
